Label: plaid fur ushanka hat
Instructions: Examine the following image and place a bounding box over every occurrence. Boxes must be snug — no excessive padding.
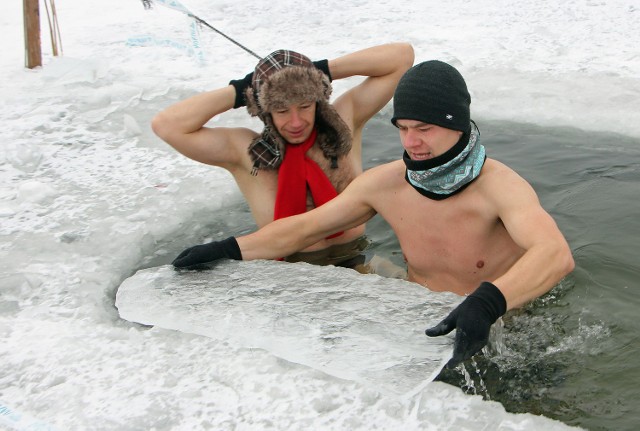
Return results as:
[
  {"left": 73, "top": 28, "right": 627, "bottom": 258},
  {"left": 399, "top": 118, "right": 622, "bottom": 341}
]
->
[{"left": 245, "top": 50, "right": 352, "bottom": 173}]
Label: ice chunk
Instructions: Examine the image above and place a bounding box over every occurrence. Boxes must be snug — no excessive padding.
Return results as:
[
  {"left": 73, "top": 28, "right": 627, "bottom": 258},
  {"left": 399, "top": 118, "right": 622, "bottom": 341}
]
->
[
  {"left": 123, "top": 114, "right": 142, "bottom": 137},
  {"left": 17, "top": 181, "right": 58, "bottom": 205},
  {"left": 116, "top": 260, "right": 462, "bottom": 396}
]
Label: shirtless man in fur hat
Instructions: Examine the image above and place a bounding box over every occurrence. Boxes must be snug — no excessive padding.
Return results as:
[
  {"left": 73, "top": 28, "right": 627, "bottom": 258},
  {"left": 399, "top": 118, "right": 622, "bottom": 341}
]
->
[
  {"left": 168, "top": 60, "right": 575, "bottom": 368},
  {"left": 153, "top": 43, "right": 414, "bottom": 267}
]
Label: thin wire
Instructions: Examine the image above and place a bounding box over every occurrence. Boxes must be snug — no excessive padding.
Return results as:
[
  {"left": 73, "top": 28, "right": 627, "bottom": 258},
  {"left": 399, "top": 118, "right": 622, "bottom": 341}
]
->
[
  {"left": 189, "top": 14, "right": 261, "bottom": 60},
  {"left": 141, "top": 0, "right": 261, "bottom": 60}
]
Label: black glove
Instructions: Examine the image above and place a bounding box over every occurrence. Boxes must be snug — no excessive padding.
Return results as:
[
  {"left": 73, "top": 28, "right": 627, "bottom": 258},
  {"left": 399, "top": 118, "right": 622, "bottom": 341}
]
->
[
  {"left": 172, "top": 236, "right": 242, "bottom": 269},
  {"left": 425, "top": 281, "right": 507, "bottom": 369},
  {"left": 228, "top": 72, "right": 253, "bottom": 109},
  {"left": 312, "top": 59, "right": 332, "bottom": 82}
]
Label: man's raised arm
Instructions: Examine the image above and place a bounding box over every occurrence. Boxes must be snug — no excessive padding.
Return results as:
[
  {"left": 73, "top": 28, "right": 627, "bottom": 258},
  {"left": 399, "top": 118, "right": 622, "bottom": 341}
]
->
[{"left": 331, "top": 43, "right": 414, "bottom": 132}]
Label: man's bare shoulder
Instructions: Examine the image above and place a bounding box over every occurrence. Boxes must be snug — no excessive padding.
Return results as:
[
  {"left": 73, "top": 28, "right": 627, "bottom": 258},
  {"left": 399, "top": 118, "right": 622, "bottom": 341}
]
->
[
  {"left": 478, "top": 158, "right": 538, "bottom": 202},
  {"left": 479, "top": 158, "right": 528, "bottom": 183},
  {"left": 356, "top": 160, "right": 405, "bottom": 189},
  {"left": 365, "top": 159, "right": 404, "bottom": 174}
]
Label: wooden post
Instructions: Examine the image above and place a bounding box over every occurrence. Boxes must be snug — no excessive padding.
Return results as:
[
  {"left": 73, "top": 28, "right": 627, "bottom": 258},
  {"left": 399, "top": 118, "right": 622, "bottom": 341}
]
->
[{"left": 24, "top": 0, "right": 42, "bottom": 68}]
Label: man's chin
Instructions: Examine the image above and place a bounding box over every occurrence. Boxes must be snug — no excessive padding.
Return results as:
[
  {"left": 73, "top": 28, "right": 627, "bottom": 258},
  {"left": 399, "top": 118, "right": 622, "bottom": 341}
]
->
[{"left": 285, "top": 133, "right": 309, "bottom": 144}]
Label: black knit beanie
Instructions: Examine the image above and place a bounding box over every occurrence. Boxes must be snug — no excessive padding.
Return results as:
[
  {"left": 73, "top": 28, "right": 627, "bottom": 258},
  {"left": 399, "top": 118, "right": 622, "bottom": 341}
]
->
[{"left": 391, "top": 60, "right": 471, "bottom": 133}]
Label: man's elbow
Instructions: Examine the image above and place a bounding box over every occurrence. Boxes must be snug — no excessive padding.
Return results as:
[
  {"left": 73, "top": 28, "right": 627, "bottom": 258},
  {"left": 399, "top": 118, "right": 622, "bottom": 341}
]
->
[
  {"left": 150, "top": 112, "right": 171, "bottom": 141},
  {"left": 397, "top": 42, "right": 415, "bottom": 71},
  {"left": 556, "top": 243, "right": 576, "bottom": 280},
  {"left": 563, "top": 250, "right": 576, "bottom": 277},
  {"left": 151, "top": 112, "right": 187, "bottom": 153}
]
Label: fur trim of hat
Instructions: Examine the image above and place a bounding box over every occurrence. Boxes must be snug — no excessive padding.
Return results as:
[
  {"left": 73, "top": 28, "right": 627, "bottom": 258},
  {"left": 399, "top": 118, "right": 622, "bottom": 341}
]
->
[{"left": 244, "top": 50, "right": 352, "bottom": 172}]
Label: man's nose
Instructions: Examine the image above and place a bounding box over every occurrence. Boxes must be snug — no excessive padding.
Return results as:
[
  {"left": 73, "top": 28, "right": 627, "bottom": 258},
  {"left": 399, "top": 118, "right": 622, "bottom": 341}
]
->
[
  {"left": 289, "top": 109, "right": 303, "bottom": 126},
  {"left": 404, "top": 128, "right": 421, "bottom": 147}
]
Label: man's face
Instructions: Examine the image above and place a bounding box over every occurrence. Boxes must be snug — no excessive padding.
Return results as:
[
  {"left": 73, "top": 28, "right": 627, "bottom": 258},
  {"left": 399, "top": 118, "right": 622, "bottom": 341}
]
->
[
  {"left": 396, "top": 119, "right": 463, "bottom": 160},
  {"left": 270, "top": 101, "right": 317, "bottom": 144}
]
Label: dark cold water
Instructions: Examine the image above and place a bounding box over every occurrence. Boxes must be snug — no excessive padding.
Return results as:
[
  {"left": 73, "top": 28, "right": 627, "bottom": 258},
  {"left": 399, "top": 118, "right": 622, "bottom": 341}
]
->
[{"left": 148, "top": 114, "right": 640, "bottom": 431}]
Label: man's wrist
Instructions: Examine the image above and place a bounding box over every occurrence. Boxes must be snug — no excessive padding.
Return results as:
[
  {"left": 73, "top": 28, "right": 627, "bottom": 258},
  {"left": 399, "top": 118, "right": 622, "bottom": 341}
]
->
[
  {"left": 228, "top": 72, "right": 253, "bottom": 109},
  {"left": 471, "top": 281, "right": 507, "bottom": 321},
  {"left": 220, "top": 236, "right": 242, "bottom": 260},
  {"left": 312, "top": 59, "right": 332, "bottom": 82}
]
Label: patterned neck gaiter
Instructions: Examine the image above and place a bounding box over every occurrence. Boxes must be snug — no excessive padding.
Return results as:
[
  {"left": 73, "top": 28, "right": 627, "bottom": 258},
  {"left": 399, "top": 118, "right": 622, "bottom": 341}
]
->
[{"left": 403, "top": 122, "right": 485, "bottom": 200}]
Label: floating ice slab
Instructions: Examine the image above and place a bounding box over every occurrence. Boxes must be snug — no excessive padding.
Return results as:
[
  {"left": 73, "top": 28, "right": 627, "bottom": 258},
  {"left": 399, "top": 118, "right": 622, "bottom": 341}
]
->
[{"left": 116, "top": 260, "right": 461, "bottom": 396}]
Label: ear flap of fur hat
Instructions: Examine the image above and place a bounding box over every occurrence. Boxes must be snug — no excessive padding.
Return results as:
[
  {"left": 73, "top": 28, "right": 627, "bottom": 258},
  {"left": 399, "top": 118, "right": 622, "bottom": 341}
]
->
[
  {"left": 246, "top": 100, "right": 352, "bottom": 173},
  {"left": 246, "top": 116, "right": 288, "bottom": 172},
  {"left": 314, "top": 100, "right": 352, "bottom": 160}
]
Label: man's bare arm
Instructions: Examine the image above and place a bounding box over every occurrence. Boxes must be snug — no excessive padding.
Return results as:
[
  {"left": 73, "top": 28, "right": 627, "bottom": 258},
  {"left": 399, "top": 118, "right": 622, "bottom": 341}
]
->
[
  {"left": 238, "top": 175, "right": 378, "bottom": 260},
  {"left": 488, "top": 166, "right": 575, "bottom": 309},
  {"left": 151, "top": 85, "right": 252, "bottom": 169},
  {"left": 331, "top": 43, "right": 414, "bottom": 131}
]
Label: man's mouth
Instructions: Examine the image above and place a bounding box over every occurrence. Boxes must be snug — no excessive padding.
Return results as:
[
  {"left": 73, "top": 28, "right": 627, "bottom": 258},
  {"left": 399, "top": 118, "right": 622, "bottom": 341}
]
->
[
  {"left": 410, "top": 151, "right": 432, "bottom": 160},
  {"left": 287, "top": 129, "right": 306, "bottom": 139}
]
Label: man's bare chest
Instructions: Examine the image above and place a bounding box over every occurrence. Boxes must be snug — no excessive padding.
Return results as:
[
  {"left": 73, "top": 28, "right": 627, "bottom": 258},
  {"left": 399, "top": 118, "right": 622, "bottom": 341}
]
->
[
  {"left": 241, "top": 150, "right": 358, "bottom": 226},
  {"left": 377, "top": 185, "right": 503, "bottom": 259}
]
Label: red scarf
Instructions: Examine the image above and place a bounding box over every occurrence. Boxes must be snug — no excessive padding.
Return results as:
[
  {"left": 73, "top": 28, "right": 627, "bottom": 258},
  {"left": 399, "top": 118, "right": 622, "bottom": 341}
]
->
[{"left": 274, "top": 128, "right": 343, "bottom": 238}]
